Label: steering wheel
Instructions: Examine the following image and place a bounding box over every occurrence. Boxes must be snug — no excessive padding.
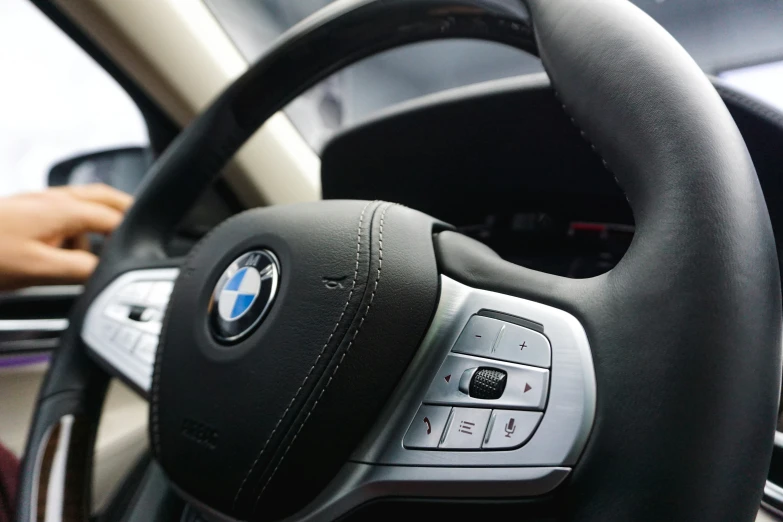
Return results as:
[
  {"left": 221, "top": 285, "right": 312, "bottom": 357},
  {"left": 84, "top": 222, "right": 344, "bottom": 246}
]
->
[{"left": 16, "top": 0, "right": 782, "bottom": 520}]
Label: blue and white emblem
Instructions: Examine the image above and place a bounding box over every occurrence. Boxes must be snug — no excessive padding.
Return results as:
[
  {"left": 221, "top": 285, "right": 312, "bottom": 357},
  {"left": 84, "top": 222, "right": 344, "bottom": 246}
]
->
[
  {"left": 210, "top": 250, "right": 279, "bottom": 342},
  {"left": 218, "top": 267, "right": 262, "bottom": 321}
]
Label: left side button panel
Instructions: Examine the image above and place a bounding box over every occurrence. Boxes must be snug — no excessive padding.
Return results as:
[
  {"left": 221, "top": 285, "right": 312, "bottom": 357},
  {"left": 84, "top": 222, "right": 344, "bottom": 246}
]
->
[{"left": 82, "top": 268, "right": 180, "bottom": 393}]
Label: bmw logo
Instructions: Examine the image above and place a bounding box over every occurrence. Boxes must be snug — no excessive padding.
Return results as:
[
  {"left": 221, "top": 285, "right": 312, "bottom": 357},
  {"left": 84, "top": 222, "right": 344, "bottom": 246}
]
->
[{"left": 209, "top": 250, "right": 280, "bottom": 342}]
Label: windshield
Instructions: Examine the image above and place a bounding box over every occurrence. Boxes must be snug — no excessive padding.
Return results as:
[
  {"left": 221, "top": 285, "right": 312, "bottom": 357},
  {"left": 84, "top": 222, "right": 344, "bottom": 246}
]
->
[{"left": 205, "top": 0, "right": 783, "bottom": 152}]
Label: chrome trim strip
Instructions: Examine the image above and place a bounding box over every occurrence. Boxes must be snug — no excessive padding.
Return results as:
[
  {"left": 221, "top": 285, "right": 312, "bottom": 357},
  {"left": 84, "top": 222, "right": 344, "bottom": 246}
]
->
[
  {"left": 0, "top": 319, "right": 68, "bottom": 353},
  {"left": 763, "top": 431, "right": 783, "bottom": 516},
  {"left": 44, "top": 415, "right": 74, "bottom": 522},
  {"left": 28, "top": 415, "right": 75, "bottom": 522},
  {"left": 284, "top": 464, "right": 570, "bottom": 522},
  {"left": 1, "top": 285, "right": 83, "bottom": 299},
  {"left": 29, "top": 423, "right": 55, "bottom": 522},
  {"left": 0, "top": 319, "right": 68, "bottom": 332},
  {"left": 765, "top": 480, "right": 783, "bottom": 513}
]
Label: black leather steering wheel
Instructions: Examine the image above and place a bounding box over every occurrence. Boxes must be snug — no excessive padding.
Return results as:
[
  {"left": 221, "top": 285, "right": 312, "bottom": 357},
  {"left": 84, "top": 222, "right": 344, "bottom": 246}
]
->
[{"left": 17, "top": 0, "right": 782, "bottom": 521}]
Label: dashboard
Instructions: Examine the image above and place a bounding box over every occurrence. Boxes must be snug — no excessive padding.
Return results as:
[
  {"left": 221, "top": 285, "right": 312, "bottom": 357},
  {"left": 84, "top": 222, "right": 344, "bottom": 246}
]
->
[
  {"left": 453, "top": 215, "right": 633, "bottom": 279},
  {"left": 321, "top": 74, "right": 783, "bottom": 280}
]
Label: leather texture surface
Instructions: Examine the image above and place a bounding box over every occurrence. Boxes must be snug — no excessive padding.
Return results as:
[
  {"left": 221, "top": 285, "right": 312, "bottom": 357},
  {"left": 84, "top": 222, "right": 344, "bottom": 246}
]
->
[
  {"left": 433, "top": 1, "right": 782, "bottom": 521},
  {"left": 152, "top": 201, "right": 442, "bottom": 519}
]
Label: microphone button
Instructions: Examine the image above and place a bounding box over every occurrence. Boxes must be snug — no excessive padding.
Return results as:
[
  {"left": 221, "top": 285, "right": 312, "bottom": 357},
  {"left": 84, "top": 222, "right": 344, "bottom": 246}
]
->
[{"left": 483, "top": 410, "right": 543, "bottom": 450}]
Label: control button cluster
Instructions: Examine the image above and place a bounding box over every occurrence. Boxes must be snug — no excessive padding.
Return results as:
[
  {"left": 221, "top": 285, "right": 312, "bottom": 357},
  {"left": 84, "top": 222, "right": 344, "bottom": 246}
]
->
[
  {"left": 82, "top": 268, "right": 179, "bottom": 393},
  {"left": 404, "top": 404, "right": 542, "bottom": 451},
  {"left": 93, "top": 279, "right": 173, "bottom": 371},
  {"left": 406, "top": 313, "right": 552, "bottom": 451}
]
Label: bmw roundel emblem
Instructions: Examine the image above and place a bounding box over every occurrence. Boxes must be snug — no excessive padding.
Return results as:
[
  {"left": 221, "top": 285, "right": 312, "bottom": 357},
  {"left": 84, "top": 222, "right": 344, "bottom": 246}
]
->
[{"left": 209, "top": 250, "right": 280, "bottom": 342}]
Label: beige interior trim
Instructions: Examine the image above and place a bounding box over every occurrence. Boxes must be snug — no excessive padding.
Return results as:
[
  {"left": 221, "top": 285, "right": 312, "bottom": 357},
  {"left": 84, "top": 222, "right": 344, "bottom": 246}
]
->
[{"left": 53, "top": 0, "right": 321, "bottom": 206}]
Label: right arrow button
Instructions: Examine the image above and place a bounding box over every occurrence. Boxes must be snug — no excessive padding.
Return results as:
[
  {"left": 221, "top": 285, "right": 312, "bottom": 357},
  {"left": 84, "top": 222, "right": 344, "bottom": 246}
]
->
[{"left": 501, "top": 365, "right": 549, "bottom": 410}]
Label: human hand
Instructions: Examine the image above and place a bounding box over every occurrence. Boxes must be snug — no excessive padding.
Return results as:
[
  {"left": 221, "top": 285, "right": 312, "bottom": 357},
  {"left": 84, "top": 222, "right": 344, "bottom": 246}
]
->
[{"left": 0, "top": 184, "right": 133, "bottom": 291}]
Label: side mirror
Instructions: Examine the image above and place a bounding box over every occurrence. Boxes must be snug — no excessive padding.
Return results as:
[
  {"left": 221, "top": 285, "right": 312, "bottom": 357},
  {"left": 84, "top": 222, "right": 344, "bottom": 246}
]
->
[{"left": 47, "top": 147, "right": 153, "bottom": 194}]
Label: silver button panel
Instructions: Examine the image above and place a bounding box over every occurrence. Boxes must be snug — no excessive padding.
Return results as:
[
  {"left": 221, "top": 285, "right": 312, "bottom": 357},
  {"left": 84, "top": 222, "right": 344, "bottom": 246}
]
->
[
  {"left": 353, "top": 276, "right": 596, "bottom": 470},
  {"left": 81, "top": 268, "right": 179, "bottom": 393}
]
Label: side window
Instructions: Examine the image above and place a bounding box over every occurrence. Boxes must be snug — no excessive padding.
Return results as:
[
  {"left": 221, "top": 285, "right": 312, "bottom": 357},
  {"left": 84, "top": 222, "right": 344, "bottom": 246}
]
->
[
  {"left": 0, "top": 0, "right": 149, "bottom": 197},
  {"left": 720, "top": 61, "right": 783, "bottom": 112}
]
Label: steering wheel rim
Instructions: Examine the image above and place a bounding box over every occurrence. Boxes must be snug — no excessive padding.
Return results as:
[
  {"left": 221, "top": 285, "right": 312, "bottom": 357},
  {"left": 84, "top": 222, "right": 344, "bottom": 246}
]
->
[{"left": 17, "top": 0, "right": 781, "bottom": 521}]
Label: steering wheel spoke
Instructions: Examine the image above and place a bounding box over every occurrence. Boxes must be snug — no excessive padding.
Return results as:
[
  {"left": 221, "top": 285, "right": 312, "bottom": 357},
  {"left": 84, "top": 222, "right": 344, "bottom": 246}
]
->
[
  {"left": 81, "top": 267, "right": 179, "bottom": 396},
  {"left": 352, "top": 272, "right": 595, "bottom": 464}
]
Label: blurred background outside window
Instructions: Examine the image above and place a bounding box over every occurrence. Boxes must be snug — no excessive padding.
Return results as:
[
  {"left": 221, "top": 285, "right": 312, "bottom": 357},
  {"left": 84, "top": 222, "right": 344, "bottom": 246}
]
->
[{"left": 0, "top": 0, "right": 148, "bottom": 197}]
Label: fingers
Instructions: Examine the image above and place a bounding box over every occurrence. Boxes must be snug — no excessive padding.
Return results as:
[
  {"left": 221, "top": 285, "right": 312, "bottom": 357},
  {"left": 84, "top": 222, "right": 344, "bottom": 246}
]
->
[
  {"left": 53, "top": 196, "right": 126, "bottom": 237},
  {"left": 52, "top": 183, "right": 133, "bottom": 213},
  {"left": 50, "top": 185, "right": 132, "bottom": 236},
  {"left": 0, "top": 185, "right": 131, "bottom": 240},
  {"left": 0, "top": 185, "right": 133, "bottom": 290},
  {"left": 0, "top": 237, "right": 99, "bottom": 290},
  {"left": 29, "top": 241, "right": 99, "bottom": 281}
]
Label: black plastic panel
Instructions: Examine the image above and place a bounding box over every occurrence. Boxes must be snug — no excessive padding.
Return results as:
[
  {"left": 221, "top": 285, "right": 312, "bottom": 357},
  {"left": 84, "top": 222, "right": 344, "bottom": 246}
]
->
[
  {"left": 322, "top": 76, "right": 783, "bottom": 246},
  {"left": 321, "top": 76, "right": 630, "bottom": 226}
]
